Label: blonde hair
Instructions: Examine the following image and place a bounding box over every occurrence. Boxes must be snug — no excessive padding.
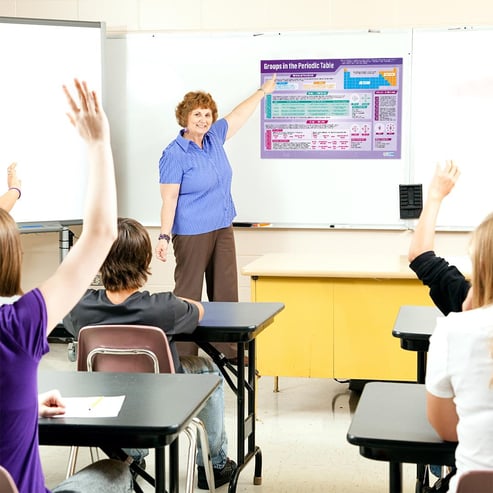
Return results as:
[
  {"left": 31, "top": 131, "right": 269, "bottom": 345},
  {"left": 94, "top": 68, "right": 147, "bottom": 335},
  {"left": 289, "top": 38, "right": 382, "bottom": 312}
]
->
[
  {"left": 0, "top": 208, "right": 22, "bottom": 296},
  {"left": 469, "top": 213, "right": 493, "bottom": 388},
  {"left": 470, "top": 212, "right": 493, "bottom": 309}
]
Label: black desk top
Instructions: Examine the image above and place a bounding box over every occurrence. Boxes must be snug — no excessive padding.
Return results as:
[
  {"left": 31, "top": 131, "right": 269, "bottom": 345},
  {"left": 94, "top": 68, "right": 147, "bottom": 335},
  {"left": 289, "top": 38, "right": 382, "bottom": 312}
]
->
[
  {"left": 347, "top": 382, "right": 456, "bottom": 466},
  {"left": 392, "top": 305, "right": 443, "bottom": 351},
  {"left": 177, "top": 301, "right": 285, "bottom": 343},
  {"left": 38, "top": 370, "right": 220, "bottom": 448}
]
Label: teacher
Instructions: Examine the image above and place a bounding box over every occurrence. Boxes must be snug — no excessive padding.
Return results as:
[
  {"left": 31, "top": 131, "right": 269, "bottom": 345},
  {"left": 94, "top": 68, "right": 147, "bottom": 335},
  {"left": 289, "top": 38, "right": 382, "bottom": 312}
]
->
[{"left": 156, "top": 75, "right": 276, "bottom": 359}]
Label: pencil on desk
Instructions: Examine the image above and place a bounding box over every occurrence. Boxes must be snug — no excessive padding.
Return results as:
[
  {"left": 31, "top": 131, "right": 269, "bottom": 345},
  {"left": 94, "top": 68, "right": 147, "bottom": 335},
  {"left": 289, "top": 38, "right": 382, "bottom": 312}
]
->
[{"left": 88, "top": 396, "right": 104, "bottom": 411}]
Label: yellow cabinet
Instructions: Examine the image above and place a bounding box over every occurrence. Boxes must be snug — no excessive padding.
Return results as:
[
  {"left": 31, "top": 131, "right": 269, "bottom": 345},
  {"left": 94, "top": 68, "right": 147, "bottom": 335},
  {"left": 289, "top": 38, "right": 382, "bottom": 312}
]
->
[
  {"left": 245, "top": 254, "right": 436, "bottom": 382},
  {"left": 253, "top": 277, "right": 334, "bottom": 378},
  {"left": 332, "top": 278, "right": 432, "bottom": 381}
]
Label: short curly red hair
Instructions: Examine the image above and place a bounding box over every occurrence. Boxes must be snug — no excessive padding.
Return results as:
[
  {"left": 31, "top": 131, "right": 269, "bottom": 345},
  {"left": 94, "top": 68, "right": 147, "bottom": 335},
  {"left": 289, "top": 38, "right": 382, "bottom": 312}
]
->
[{"left": 175, "top": 91, "right": 218, "bottom": 128}]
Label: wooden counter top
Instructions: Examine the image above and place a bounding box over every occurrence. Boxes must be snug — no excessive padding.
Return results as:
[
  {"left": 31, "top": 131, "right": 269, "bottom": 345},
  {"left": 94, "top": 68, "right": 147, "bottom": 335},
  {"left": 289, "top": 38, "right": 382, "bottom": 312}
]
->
[{"left": 241, "top": 253, "right": 471, "bottom": 280}]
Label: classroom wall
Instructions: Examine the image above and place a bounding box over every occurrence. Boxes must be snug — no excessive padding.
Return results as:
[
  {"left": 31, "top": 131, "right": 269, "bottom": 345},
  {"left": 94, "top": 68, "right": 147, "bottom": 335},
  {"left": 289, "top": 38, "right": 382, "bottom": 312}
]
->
[{"left": 4, "top": 0, "right": 489, "bottom": 301}]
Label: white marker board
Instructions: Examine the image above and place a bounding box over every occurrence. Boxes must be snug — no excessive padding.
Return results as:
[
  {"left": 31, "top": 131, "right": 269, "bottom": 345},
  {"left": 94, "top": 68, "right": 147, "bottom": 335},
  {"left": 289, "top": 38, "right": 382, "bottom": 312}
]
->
[
  {"left": 104, "top": 30, "right": 412, "bottom": 228},
  {"left": 0, "top": 17, "right": 103, "bottom": 225},
  {"left": 411, "top": 27, "right": 493, "bottom": 230}
]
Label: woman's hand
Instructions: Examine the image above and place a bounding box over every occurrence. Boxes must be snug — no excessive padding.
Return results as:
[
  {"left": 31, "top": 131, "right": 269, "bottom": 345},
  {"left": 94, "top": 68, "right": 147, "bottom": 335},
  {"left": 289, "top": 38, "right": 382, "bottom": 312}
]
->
[
  {"left": 38, "top": 389, "right": 66, "bottom": 417},
  {"left": 155, "top": 239, "right": 169, "bottom": 262},
  {"left": 261, "top": 73, "right": 277, "bottom": 95}
]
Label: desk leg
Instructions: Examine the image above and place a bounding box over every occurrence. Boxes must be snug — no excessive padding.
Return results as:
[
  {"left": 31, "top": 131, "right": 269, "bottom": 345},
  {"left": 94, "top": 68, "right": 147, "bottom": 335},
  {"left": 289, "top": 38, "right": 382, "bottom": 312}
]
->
[
  {"left": 197, "top": 340, "right": 262, "bottom": 493},
  {"left": 248, "top": 340, "right": 262, "bottom": 485},
  {"left": 389, "top": 461, "right": 402, "bottom": 493},
  {"left": 273, "top": 376, "right": 279, "bottom": 393},
  {"left": 155, "top": 447, "right": 166, "bottom": 493},
  {"left": 415, "top": 464, "right": 426, "bottom": 493},
  {"left": 417, "top": 351, "right": 427, "bottom": 384},
  {"left": 416, "top": 354, "right": 428, "bottom": 489},
  {"left": 169, "top": 440, "right": 179, "bottom": 493},
  {"left": 237, "top": 341, "right": 245, "bottom": 463}
]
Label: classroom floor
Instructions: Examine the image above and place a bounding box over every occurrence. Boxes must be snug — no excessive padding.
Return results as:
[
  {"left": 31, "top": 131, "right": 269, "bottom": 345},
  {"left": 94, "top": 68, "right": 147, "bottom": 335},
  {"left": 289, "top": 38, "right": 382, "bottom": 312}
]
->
[{"left": 39, "top": 343, "right": 418, "bottom": 493}]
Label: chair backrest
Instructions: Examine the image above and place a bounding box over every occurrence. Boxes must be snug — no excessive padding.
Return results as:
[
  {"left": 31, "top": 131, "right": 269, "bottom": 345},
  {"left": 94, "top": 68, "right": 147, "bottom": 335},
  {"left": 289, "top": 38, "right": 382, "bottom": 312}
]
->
[
  {"left": 456, "top": 470, "right": 493, "bottom": 493},
  {"left": 0, "top": 465, "right": 19, "bottom": 493},
  {"left": 77, "top": 325, "right": 175, "bottom": 374}
]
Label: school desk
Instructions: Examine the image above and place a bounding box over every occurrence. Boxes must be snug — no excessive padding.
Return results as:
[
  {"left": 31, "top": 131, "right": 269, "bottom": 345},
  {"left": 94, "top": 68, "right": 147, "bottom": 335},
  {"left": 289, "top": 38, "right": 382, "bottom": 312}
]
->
[
  {"left": 38, "top": 370, "right": 220, "bottom": 493},
  {"left": 175, "top": 301, "right": 285, "bottom": 492},
  {"left": 241, "top": 253, "right": 435, "bottom": 382},
  {"left": 392, "top": 305, "right": 443, "bottom": 383},
  {"left": 347, "top": 382, "right": 456, "bottom": 493}
]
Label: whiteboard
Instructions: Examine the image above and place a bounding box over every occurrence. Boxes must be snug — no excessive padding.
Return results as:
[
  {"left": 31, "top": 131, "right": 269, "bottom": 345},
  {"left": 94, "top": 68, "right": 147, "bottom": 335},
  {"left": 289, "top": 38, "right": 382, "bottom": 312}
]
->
[
  {"left": 411, "top": 27, "right": 493, "bottom": 230},
  {"left": 105, "top": 30, "right": 412, "bottom": 228},
  {"left": 0, "top": 17, "right": 103, "bottom": 225}
]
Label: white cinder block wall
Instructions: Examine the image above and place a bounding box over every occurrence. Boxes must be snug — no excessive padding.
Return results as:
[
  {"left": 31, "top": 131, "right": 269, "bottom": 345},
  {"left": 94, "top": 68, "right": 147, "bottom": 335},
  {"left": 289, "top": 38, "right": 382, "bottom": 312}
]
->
[{"left": 4, "top": 0, "right": 488, "bottom": 300}]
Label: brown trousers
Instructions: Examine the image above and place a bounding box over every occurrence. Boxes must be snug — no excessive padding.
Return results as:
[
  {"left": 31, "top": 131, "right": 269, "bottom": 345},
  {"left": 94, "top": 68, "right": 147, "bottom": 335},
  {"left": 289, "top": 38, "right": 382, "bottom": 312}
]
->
[{"left": 172, "top": 226, "right": 238, "bottom": 359}]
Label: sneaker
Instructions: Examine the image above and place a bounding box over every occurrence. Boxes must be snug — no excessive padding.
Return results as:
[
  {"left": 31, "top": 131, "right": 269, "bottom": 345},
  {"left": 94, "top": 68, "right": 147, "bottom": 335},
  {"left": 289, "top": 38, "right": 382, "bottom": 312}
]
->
[{"left": 197, "top": 458, "right": 237, "bottom": 489}]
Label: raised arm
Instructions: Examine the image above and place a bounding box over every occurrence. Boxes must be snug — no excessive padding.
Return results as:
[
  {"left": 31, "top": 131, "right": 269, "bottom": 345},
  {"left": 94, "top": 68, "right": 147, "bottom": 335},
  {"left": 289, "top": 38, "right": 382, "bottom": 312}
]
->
[
  {"left": 0, "top": 163, "right": 21, "bottom": 212},
  {"left": 224, "top": 74, "right": 276, "bottom": 140},
  {"left": 408, "top": 160, "right": 460, "bottom": 262},
  {"left": 39, "top": 80, "right": 117, "bottom": 331}
]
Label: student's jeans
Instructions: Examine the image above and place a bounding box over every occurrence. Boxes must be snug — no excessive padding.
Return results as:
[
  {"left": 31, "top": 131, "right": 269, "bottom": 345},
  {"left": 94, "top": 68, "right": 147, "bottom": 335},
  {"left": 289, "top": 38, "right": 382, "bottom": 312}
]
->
[
  {"left": 52, "top": 459, "right": 133, "bottom": 493},
  {"left": 122, "top": 356, "right": 228, "bottom": 469},
  {"left": 180, "top": 355, "right": 229, "bottom": 469}
]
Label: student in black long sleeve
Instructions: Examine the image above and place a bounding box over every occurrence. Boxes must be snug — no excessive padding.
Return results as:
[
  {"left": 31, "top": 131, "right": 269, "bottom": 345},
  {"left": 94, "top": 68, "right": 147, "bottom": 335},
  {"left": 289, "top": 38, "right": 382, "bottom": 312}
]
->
[{"left": 408, "top": 160, "right": 471, "bottom": 314}]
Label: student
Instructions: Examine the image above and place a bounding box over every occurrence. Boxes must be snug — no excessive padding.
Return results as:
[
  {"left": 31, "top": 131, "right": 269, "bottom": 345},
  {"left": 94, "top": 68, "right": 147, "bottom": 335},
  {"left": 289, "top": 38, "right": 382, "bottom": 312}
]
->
[
  {"left": 155, "top": 75, "right": 276, "bottom": 361},
  {"left": 408, "top": 160, "right": 471, "bottom": 314},
  {"left": 409, "top": 160, "right": 471, "bottom": 485},
  {"left": 63, "top": 217, "right": 236, "bottom": 490},
  {"left": 425, "top": 211, "right": 493, "bottom": 493},
  {"left": 0, "top": 162, "right": 21, "bottom": 212},
  {"left": 0, "top": 80, "right": 132, "bottom": 493}
]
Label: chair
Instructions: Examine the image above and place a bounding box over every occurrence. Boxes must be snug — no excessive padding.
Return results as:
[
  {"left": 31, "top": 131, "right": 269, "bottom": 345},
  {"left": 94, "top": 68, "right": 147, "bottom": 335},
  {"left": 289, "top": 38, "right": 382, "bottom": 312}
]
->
[
  {"left": 0, "top": 466, "right": 19, "bottom": 493},
  {"left": 68, "top": 324, "right": 215, "bottom": 493},
  {"left": 456, "top": 470, "right": 493, "bottom": 493}
]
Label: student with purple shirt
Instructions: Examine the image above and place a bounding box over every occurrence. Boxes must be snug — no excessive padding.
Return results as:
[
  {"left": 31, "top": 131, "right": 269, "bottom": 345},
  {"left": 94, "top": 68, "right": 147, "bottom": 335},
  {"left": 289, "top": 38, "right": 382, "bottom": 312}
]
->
[{"left": 0, "top": 80, "right": 132, "bottom": 493}]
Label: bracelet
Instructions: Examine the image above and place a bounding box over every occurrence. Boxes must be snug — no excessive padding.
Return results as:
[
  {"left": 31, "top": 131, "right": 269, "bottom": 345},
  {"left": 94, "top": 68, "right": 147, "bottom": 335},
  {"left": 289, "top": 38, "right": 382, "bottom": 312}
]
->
[
  {"left": 257, "top": 88, "right": 266, "bottom": 96},
  {"left": 158, "top": 233, "right": 171, "bottom": 243},
  {"left": 8, "top": 187, "right": 21, "bottom": 199}
]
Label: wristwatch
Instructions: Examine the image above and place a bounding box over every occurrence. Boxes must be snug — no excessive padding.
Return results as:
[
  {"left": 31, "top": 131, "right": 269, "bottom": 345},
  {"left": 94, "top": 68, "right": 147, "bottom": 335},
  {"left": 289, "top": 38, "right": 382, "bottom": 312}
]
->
[{"left": 158, "top": 233, "right": 171, "bottom": 243}]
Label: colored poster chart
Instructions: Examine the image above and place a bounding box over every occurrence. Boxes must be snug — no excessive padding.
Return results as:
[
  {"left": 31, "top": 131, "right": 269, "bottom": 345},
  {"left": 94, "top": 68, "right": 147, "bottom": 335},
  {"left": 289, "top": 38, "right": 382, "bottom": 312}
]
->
[{"left": 260, "top": 58, "right": 403, "bottom": 159}]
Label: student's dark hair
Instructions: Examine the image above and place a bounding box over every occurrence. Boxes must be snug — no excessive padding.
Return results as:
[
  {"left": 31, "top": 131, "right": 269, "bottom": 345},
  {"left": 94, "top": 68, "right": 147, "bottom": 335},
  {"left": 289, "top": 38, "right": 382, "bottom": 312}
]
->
[
  {"left": 100, "top": 217, "right": 152, "bottom": 291},
  {"left": 0, "top": 208, "right": 22, "bottom": 296},
  {"left": 175, "top": 91, "right": 218, "bottom": 128}
]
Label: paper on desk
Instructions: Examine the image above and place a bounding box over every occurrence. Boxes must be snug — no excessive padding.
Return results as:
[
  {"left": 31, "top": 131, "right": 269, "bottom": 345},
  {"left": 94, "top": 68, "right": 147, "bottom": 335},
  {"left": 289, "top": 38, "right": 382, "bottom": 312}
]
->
[{"left": 53, "top": 395, "right": 126, "bottom": 418}]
